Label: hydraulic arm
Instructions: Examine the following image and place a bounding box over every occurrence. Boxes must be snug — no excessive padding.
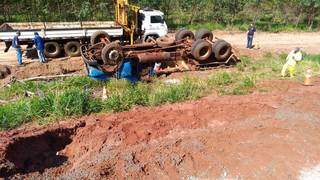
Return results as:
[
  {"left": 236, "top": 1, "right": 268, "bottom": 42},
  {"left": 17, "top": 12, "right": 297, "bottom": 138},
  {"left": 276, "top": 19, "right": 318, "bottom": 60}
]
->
[{"left": 114, "top": 0, "right": 140, "bottom": 45}]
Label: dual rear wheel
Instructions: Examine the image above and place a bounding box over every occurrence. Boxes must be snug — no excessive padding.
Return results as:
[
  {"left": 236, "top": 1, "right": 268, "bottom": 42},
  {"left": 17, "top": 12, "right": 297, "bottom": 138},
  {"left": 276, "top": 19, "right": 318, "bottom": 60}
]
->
[
  {"left": 190, "top": 29, "right": 232, "bottom": 62},
  {"left": 44, "top": 41, "right": 81, "bottom": 58}
]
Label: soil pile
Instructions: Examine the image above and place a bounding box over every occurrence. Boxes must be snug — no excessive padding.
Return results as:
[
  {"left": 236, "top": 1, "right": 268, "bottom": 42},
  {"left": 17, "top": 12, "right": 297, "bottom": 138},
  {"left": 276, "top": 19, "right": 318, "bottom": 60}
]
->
[{"left": 1, "top": 79, "right": 320, "bottom": 179}]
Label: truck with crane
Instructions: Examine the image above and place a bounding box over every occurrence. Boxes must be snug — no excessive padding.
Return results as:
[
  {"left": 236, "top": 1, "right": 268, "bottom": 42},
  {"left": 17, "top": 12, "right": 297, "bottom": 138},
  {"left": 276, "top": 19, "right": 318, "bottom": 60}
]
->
[
  {"left": 79, "top": 1, "right": 239, "bottom": 82},
  {"left": 0, "top": 0, "right": 168, "bottom": 58}
]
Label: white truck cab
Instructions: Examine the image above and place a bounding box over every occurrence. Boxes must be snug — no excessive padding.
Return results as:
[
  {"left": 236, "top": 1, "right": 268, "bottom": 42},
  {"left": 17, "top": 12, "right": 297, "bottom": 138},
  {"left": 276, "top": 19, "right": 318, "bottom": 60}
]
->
[{"left": 139, "top": 9, "right": 168, "bottom": 41}]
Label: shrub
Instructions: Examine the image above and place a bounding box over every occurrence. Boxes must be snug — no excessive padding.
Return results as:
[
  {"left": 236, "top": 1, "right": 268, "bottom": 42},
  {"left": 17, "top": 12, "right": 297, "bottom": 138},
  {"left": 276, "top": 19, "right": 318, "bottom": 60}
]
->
[
  {"left": 53, "top": 88, "right": 91, "bottom": 117},
  {"left": 149, "top": 78, "right": 204, "bottom": 106},
  {"left": 208, "top": 72, "right": 234, "bottom": 87}
]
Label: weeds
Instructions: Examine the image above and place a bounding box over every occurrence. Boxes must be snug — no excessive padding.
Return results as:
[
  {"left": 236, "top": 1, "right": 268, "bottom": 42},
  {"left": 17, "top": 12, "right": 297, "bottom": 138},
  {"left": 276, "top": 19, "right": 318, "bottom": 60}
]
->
[
  {"left": 0, "top": 88, "right": 101, "bottom": 130},
  {"left": 149, "top": 78, "right": 205, "bottom": 106},
  {"left": 208, "top": 72, "right": 234, "bottom": 87},
  {"left": 1, "top": 53, "right": 320, "bottom": 130}
]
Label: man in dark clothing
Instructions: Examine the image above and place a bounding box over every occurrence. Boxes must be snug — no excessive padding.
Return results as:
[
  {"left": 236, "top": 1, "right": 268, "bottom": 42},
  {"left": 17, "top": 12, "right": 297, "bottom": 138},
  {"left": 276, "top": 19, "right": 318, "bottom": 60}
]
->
[
  {"left": 247, "top": 24, "right": 256, "bottom": 49},
  {"left": 12, "top": 31, "right": 23, "bottom": 65},
  {"left": 33, "top": 32, "right": 46, "bottom": 63}
]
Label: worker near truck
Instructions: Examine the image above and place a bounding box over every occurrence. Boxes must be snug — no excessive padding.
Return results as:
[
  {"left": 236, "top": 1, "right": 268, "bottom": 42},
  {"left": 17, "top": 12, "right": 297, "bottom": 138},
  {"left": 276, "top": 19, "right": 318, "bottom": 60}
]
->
[
  {"left": 281, "top": 47, "right": 303, "bottom": 77},
  {"left": 247, "top": 24, "right": 256, "bottom": 49},
  {"left": 33, "top": 32, "right": 46, "bottom": 63},
  {"left": 12, "top": 31, "right": 23, "bottom": 65}
]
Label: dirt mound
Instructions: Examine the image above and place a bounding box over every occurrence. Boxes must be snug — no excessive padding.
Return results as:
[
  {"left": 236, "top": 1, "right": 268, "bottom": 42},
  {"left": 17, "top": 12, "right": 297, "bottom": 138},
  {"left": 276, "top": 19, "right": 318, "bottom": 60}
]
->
[
  {"left": 12, "top": 58, "right": 85, "bottom": 79},
  {"left": 0, "top": 57, "right": 85, "bottom": 86},
  {"left": 0, "top": 65, "right": 11, "bottom": 79},
  {"left": 1, "top": 79, "right": 320, "bottom": 179}
]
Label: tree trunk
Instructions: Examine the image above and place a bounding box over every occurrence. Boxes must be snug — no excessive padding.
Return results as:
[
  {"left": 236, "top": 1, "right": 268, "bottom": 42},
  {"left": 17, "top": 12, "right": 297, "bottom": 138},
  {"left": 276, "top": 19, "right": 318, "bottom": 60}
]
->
[
  {"left": 188, "top": 0, "right": 197, "bottom": 24},
  {"left": 295, "top": 6, "right": 302, "bottom": 28},
  {"left": 308, "top": 6, "right": 315, "bottom": 30}
]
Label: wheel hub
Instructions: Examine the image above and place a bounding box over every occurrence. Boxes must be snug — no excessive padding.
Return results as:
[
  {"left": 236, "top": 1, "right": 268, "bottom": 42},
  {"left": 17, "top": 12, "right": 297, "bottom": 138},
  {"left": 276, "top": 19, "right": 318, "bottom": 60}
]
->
[{"left": 109, "top": 50, "right": 120, "bottom": 61}]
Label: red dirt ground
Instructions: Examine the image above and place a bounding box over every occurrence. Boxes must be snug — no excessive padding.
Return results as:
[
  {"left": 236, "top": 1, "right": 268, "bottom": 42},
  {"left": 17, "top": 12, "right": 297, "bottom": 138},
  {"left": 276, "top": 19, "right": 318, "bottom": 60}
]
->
[{"left": 1, "top": 78, "right": 320, "bottom": 179}]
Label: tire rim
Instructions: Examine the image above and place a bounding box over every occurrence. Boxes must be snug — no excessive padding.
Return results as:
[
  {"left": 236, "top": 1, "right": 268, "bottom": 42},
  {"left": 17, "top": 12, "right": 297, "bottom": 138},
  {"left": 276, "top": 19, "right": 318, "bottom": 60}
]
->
[
  {"left": 109, "top": 50, "right": 120, "bottom": 62},
  {"left": 199, "top": 46, "right": 210, "bottom": 58},
  {"left": 47, "top": 45, "right": 56, "bottom": 53},
  {"left": 219, "top": 46, "right": 229, "bottom": 56},
  {"left": 69, "top": 45, "right": 78, "bottom": 53}
]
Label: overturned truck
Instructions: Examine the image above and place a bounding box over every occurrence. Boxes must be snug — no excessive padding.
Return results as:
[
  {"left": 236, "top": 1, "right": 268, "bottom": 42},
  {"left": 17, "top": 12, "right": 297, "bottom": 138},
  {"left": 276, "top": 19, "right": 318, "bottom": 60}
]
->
[{"left": 81, "top": 29, "right": 239, "bottom": 80}]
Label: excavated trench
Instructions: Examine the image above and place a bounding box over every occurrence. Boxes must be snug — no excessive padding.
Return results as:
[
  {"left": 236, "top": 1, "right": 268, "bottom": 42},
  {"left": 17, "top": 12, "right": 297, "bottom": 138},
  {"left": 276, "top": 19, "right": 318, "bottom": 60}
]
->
[{"left": 0, "top": 122, "right": 85, "bottom": 177}]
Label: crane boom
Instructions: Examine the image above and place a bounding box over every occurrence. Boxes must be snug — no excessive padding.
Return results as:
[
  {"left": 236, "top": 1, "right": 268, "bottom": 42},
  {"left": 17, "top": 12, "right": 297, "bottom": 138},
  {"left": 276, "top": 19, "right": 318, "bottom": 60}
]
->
[{"left": 114, "top": 0, "right": 140, "bottom": 44}]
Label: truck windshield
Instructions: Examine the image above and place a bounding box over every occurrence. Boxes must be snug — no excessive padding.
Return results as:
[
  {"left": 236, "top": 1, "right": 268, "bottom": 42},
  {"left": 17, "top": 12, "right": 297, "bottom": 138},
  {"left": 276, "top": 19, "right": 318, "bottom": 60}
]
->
[{"left": 151, "top": 16, "right": 164, "bottom": 24}]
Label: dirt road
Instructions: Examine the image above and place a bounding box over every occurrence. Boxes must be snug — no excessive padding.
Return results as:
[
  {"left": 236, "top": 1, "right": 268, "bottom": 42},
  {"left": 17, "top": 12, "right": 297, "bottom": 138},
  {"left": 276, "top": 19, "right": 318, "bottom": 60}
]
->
[
  {"left": 1, "top": 78, "right": 320, "bottom": 179},
  {"left": 214, "top": 31, "right": 320, "bottom": 57}
]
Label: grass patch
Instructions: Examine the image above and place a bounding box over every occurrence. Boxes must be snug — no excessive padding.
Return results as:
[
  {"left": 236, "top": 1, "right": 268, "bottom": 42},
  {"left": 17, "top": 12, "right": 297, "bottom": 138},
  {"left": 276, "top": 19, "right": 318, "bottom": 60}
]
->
[
  {"left": 0, "top": 88, "right": 102, "bottom": 130},
  {"left": 149, "top": 78, "right": 205, "bottom": 106},
  {"left": 1, "top": 53, "right": 320, "bottom": 130}
]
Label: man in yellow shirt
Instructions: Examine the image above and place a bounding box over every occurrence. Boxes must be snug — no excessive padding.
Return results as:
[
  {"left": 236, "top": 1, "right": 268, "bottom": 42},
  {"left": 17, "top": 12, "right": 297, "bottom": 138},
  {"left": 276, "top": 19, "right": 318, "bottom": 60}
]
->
[{"left": 281, "top": 48, "right": 303, "bottom": 77}]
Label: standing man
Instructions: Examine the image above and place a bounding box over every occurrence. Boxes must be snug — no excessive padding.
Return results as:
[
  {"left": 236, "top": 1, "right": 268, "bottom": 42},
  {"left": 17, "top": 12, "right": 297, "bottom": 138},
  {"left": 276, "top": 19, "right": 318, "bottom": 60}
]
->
[
  {"left": 33, "top": 32, "right": 46, "bottom": 63},
  {"left": 12, "top": 31, "right": 23, "bottom": 65},
  {"left": 247, "top": 24, "right": 256, "bottom": 49}
]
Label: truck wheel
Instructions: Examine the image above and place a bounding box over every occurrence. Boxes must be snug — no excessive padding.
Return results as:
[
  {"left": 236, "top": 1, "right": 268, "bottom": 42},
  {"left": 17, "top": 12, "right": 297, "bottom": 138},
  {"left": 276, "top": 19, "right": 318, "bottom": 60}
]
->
[
  {"left": 44, "top": 42, "right": 61, "bottom": 58},
  {"left": 156, "top": 36, "right": 174, "bottom": 47},
  {"left": 212, "top": 40, "right": 232, "bottom": 61},
  {"left": 91, "top": 31, "right": 110, "bottom": 45},
  {"left": 64, "top": 41, "right": 81, "bottom": 57},
  {"left": 175, "top": 29, "right": 195, "bottom": 41},
  {"left": 191, "top": 39, "right": 212, "bottom": 61},
  {"left": 174, "top": 29, "right": 186, "bottom": 40},
  {"left": 195, "top": 29, "right": 213, "bottom": 41},
  {"left": 101, "top": 42, "right": 123, "bottom": 72}
]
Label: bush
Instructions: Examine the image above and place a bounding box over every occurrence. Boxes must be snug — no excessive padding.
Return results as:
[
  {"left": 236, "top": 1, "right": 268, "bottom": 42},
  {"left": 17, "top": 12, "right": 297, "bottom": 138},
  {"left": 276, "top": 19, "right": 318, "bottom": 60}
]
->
[
  {"left": 53, "top": 88, "right": 91, "bottom": 117},
  {"left": 104, "top": 80, "right": 149, "bottom": 112},
  {"left": 208, "top": 72, "right": 234, "bottom": 87},
  {"left": 236, "top": 56, "right": 251, "bottom": 72},
  {"left": 0, "top": 100, "right": 30, "bottom": 130},
  {"left": 29, "top": 94, "right": 55, "bottom": 118},
  {"left": 232, "top": 75, "right": 256, "bottom": 95}
]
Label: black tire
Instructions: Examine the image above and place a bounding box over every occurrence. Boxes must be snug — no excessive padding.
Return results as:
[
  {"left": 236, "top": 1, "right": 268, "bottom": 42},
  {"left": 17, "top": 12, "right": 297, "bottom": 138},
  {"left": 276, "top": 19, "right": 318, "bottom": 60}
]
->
[
  {"left": 156, "top": 36, "right": 175, "bottom": 47},
  {"left": 101, "top": 42, "right": 123, "bottom": 72},
  {"left": 212, "top": 40, "right": 232, "bottom": 61},
  {"left": 175, "top": 29, "right": 195, "bottom": 41},
  {"left": 90, "top": 31, "right": 110, "bottom": 45},
  {"left": 174, "top": 29, "right": 186, "bottom": 40},
  {"left": 191, "top": 39, "right": 212, "bottom": 61},
  {"left": 195, "top": 29, "right": 213, "bottom": 41},
  {"left": 64, "top": 41, "right": 81, "bottom": 57},
  {"left": 44, "top": 42, "right": 61, "bottom": 58}
]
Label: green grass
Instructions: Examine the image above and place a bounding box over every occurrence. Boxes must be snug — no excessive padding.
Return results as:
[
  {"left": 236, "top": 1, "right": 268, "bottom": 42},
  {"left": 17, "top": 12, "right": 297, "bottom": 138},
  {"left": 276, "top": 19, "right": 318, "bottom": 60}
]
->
[
  {"left": 1, "top": 53, "right": 320, "bottom": 130},
  {"left": 0, "top": 76, "right": 104, "bottom": 101}
]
